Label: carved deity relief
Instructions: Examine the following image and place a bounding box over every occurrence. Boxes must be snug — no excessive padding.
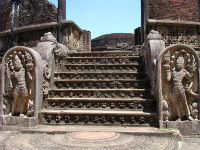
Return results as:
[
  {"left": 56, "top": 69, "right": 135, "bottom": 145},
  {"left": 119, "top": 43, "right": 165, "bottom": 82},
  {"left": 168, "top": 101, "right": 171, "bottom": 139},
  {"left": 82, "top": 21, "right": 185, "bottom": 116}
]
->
[
  {"left": 161, "top": 48, "right": 199, "bottom": 121},
  {"left": 3, "top": 51, "right": 35, "bottom": 117}
]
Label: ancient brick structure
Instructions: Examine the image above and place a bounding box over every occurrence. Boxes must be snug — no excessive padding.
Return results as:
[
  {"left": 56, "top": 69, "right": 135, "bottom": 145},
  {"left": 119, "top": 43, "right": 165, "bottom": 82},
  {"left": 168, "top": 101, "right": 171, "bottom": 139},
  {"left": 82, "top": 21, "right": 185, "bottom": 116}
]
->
[
  {"left": 0, "top": 0, "right": 12, "bottom": 31},
  {"left": 0, "top": 0, "right": 199, "bottom": 137},
  {"left": 0, "top": 0, "right": 57, "bottom": 32},
  {"left": 140, "top": 0, "right": 200, "bottom": 48},
  {"left": 0, "top": 0, "right": 91, "bottom": 55},
  {"left": 92, "top": 33, "right": 135, "bottom": 51},
  {"left": 149, "top": 0, "right": 200, "bottom": 22},
  {"left": 18, "top": 0, "right": 57, "bottom": 27}
]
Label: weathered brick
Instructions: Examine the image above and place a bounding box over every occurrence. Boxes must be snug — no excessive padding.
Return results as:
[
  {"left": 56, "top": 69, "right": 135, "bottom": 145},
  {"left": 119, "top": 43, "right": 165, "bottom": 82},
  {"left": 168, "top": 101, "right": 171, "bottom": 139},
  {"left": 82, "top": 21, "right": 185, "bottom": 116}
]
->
[
  {"left": 92, "top": 33, "right": 135, "bottom": 50},
  {"left": 0, "top": 0, "right": 57, "bottom": 32},
  {"left": 0, "top": 0, "right": 12, "bottom": 32},
  {"left": 149, "top": 0, "right": 200, "bottom": 22}
]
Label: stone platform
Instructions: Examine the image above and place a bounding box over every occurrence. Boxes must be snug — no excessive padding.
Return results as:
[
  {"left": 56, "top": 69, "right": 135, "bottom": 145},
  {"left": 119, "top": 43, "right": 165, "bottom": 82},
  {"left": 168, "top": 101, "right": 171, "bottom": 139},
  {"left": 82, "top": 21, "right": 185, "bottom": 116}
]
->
[{"left": 0, "top": 125, "right": 185, "bottom": 150}]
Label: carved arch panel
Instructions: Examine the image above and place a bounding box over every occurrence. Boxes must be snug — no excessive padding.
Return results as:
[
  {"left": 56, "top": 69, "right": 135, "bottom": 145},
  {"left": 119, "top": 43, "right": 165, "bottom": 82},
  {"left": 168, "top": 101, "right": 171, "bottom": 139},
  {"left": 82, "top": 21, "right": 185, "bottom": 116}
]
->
[
  {"left": 157, "top": 44, "right": 200, "bottom": 125},
  {"left": 0, "top": 46, "right": 43, "bottom": 118}
]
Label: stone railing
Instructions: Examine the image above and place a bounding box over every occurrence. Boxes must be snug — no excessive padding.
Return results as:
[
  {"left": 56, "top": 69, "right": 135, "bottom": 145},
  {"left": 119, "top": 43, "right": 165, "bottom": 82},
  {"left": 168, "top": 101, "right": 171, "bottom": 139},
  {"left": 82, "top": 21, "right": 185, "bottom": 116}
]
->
[
  {"left": 141, "top": 30, "right": 200, "bottom": 135},
  {"left": 140, "top": 30, "right": 165, "bottom": 97}
]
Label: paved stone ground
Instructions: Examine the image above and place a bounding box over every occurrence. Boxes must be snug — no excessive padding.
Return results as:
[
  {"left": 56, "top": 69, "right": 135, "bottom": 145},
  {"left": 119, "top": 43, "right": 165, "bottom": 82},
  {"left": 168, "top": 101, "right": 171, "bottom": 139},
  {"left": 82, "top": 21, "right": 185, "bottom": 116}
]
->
[
  {"left": 180, "top": 137, "right": 200, "bottom": 150},
  {"left": 0, "top": 125, "right": 199, "bottom": 150}
]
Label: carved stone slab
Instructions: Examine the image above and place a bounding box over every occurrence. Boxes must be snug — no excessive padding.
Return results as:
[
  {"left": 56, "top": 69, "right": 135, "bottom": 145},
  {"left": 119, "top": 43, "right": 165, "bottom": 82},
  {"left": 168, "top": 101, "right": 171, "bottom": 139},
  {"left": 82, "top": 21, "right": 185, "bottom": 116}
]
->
[
  {"left": 163, "top": 120, "right": 200, "bottom": 135},
  {"left": 157, "top": 44, "right": 200, "bottom": 127},
  {"left": 0, "top": 46, "right": 43, "bottom": 119},
  {"left": 0, "top": 116, "right": 38, "bottom": 127}
]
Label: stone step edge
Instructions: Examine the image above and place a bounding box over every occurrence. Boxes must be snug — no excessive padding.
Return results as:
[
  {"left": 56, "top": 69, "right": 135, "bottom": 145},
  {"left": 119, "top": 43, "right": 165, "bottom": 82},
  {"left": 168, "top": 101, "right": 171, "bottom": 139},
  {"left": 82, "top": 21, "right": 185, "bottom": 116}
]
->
[
  {"left": 55, "top": 72, "right": 145, "bottom": 74},
  {"left": 46, "top": 98, "right": 154, "bottom": 102},
  {"left": 45, "top": 108, "right": 156, "bottom": 111},
  {"left": 18, "top": 125, "right": 181, "bottom": 138},
  {"left": 40, "top": 109, "right": 157, "bottom": 116},
  {"left": 54, "top": 79, "right": 147, "bottom": 82},
  {"left": 64, "top": 64, "right": 140, "bottom": 66},
  {"left": 49, "top": 89, "right": 148, "bottom": 91},
  {"left": 69, "top": 51, "right": 134, "bottom": 54},
  {"left": 65, "top": 56, "right": 140, "bottom": 59}
]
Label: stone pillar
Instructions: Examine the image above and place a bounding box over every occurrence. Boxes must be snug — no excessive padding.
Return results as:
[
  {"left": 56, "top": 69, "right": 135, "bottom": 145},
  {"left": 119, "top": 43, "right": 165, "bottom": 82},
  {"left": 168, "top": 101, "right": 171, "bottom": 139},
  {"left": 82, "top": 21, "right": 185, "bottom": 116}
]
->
[
  {"left": 11, "top": 0, "right": 20, "bottom": 30},
  {"left": 10, "top": 0, "right": 20, "bottom": 47},
  {"left": 198, "top": 0, "right": 200, "bottom": 21},
  {"left": 58, "top": 0, "right": 66, "bottom": 21},
  {"left": 141, "top": 0, "right": 149, "bottom": 43},
  {"left": 57, "top": 0, "right": 66, "bottom": 43}
]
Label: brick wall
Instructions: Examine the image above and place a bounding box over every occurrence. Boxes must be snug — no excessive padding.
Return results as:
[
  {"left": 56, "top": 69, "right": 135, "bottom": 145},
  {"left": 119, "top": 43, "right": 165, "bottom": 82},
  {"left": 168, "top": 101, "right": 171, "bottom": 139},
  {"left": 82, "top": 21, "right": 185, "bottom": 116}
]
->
[
  {"left": 149, "top": 0, "right": 200, "bottom": 22},
  {"left": 92, "top": 33, "right": 135, "bottom": 50},
  {"left": 0, "top": 0, "right": 12, "bottom": 32},
  {"left": 0, "top": 0, "right": 57, "bottom": 32},
  {"left": 18, "top": 0, "right": 57, "bottom": 27}
]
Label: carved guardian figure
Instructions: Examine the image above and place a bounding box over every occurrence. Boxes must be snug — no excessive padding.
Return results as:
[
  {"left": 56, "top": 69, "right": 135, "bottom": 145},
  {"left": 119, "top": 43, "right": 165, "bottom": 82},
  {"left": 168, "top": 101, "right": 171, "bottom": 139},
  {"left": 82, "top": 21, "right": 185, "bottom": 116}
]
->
[
  {"left": 159, "top": 46, "right": 199, "bottom": 122},
  {"left": 11, "top": 55, "right": 29, "bottom": 116},
  {"left": 4, "top": 51, "right": 34, "bottom": 116},
  {"left": 168, "top": 55, "right": 193, "bottom": 121}
]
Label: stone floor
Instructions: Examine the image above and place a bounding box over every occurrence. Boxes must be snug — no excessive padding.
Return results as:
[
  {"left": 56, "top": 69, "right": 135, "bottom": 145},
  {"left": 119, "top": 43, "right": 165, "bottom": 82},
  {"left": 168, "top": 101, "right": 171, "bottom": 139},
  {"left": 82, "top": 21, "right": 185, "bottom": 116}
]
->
[
  {"left": 0, "top": 125, "right": 199, "bottom": 150},
  {"left": 180, "top": 137, "right": 200, "bottom": 150}
]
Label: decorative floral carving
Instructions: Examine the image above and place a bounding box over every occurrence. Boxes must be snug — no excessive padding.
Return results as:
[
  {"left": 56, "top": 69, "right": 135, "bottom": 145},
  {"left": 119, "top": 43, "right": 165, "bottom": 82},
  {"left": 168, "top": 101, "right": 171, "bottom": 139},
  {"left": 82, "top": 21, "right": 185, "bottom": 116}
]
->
[
  {"left": 150, "top": 26, "right": 198, "bottom": 47},
  {"left": 43, "top": 114, "right": 157, "bottom": 125},
  {"left": 43, "top": 64, "right": 51, "bottom": 96}
]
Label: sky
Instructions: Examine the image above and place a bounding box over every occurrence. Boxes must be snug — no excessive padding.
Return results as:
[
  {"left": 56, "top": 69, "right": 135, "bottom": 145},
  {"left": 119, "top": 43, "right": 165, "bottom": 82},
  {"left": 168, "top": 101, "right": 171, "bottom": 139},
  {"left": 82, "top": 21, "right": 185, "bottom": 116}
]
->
[{"left": 49, "top": 0, "right": 141, "bottom": 39}]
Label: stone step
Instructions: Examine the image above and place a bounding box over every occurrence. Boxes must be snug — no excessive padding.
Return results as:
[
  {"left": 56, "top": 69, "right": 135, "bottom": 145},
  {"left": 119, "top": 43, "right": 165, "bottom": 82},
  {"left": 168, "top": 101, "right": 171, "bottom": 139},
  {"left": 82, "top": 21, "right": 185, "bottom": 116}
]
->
[
  {"left": 64, "top": 64, "right": 143, "bottom": 72},
  {"left": 48, "top": 89, "right": 150, "bottom": 99},
  {"left": 46, "top": 98, "right": 156, "bottom": 111},
  {"left": 54, "top": 79, "right": 148, "bottom": 89},
  {"left": 64, "top": 56, "right": 141, "bottom": 65},
  {"left": 54, "top": 72, "right": 147, "bottom": 80},
  {"left": 39, "top": 109, "right": 158, "bottom": 126},
  {"left": 68, "top": 51, "right": 135, "bottom": 57}
]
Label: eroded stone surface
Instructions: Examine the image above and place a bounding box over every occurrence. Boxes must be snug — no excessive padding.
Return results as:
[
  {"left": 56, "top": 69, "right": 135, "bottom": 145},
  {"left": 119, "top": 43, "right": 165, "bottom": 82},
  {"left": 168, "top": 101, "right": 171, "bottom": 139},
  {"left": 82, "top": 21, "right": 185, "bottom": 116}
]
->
[{"left": 0, "top": 131, "right": 181, "bottom": 150}]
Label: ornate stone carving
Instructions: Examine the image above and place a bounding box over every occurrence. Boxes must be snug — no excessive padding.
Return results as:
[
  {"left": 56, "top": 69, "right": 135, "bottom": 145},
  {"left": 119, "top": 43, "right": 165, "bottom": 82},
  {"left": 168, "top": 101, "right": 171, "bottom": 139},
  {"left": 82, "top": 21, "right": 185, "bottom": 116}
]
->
[
  {"left": 149, "top": 25, "right": 198, "bottom": 47},
  {"left": 1, "top": 46, "right": 43, "bottom": 118},
  {"left": 42, "top": 113, "right": 157, "bottom": 125},
  {"left": 43, "top": 64, "right": 51, "bottom": 96},
  {"left": 4, "top": 51, "right": 34, "bottom": 116},
  {"left": 158, "top": 45, "right": 200, "bottom": 122},
  {"left": 47, "top": 100, "right": 156, "bottom": 111}
]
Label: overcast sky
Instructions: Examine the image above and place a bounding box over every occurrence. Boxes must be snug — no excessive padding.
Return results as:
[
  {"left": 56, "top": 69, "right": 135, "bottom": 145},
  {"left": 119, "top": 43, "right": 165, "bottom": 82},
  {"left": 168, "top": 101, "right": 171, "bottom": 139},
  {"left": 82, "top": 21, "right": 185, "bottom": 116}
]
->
[{"left": 48, "top": 0, "right": 141, "bottom": 39}]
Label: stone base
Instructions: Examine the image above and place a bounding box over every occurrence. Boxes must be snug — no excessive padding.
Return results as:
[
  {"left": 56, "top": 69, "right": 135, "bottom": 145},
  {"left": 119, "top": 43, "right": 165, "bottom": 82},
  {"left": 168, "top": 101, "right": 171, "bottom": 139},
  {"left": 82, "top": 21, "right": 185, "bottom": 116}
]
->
[
  {"left": 163, "top": 121, "right": 200, "bottom": 136},
  {"left": 0, "top": 116, "right": 38, "bottom": 128}
]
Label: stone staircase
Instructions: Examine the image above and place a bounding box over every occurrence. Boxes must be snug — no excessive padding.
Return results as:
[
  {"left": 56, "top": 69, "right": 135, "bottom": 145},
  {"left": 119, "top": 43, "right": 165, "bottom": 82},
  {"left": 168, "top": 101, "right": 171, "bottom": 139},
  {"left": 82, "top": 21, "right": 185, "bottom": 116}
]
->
[{"left": 39, "top": 50, "right": 158, "bottom": 126}]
